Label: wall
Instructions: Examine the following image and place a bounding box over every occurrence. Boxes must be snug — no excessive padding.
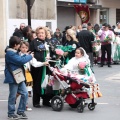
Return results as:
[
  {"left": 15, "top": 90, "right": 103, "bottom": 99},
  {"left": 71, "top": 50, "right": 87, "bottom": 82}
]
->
[
  {"left": 0, "top": 0, "right": 7, "bottom": 57},
  {"left": 0, "top": 0, "right": 57, "bottom": 58},
  {"left": 75, "top": 13, "right": 82, "bottom": 27},
  {"left": 6, "top": 0, "right": 57, "bottom": 45},
  {"left": 57, "top": 6, "right": 75, "bottom": 31},
  {"left": 98, "top": 0, "right": 120, "bottom": 25},
  {"left": 9, "top": 0, "right": 56, "bottom": 20},
  {"left": 89, "top": 9, "right": 98, "bottom": 24},
  {"left": 109, "top": 8, "right": 116, "bottom": 26},
  {"left": 99, "top": 0, "right": 120, "bottom": 8}
]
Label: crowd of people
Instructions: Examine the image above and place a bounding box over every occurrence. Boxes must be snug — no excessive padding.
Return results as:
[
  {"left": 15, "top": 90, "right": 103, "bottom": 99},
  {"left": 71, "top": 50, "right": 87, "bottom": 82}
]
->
[{"left": 4, "top": 22, "right": 120, "bottom": 119}]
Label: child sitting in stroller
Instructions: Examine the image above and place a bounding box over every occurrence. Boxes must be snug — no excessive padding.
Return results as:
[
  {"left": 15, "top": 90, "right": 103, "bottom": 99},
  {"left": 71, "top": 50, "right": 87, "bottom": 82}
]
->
[
  {"left": 49, "top": 47, "right": 102, "bottom": 113},
  {"left": 61, "top": 47, "right": 96, "bottom": 83}
]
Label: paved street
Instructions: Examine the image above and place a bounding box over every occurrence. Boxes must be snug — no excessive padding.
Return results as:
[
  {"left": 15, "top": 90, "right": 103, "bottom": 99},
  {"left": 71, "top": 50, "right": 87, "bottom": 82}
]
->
[{"left": 0, "top": 58, "right": 120, "bottom": 120}]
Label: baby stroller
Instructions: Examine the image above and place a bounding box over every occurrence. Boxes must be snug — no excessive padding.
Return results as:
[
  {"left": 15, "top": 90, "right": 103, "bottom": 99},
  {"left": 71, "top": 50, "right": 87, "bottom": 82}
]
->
[{"left": 48, "top": 66, "right": 98, "bottom": 113}]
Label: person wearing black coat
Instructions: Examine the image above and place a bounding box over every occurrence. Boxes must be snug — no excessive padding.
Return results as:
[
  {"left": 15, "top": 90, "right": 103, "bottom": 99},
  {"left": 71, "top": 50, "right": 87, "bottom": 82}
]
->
[
  {"left": 29, "top": 27, "right": 51, "bottom": 108},
  {"left": 63, "top": 29, "right": 80, "bottom": 64},
  {"left": 13, "top": 23, "right": 25, "bottom": 39},
  {"left": 77, "top": 23, "right": 94, "bottom": 67}
]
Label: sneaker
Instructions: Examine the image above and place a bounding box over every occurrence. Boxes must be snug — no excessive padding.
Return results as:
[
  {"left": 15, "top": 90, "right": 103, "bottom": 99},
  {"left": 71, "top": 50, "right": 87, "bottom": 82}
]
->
[
  {"left": 8, "top": 114, "right": 19, "bottom": 120},
  {"left": 17, "top": 112, "right": 28, "bottom": 119},
  {"left": 26, "top": 107, "right": 32, "bottom": 111}
]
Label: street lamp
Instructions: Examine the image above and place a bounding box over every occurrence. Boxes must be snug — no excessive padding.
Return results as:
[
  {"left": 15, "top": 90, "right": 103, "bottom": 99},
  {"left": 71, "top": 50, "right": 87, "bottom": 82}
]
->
[{"left": 24, "top": 0, "right": 35, "bottom": 26}]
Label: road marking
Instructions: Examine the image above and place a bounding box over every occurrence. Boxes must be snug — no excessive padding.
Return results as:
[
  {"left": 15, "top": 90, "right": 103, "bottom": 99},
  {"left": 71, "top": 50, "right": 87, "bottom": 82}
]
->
[
  {"left": 105, "top": 73, "right": 120, "bottom": 81},
  {"left": 97, "top": 103, "right": 108, "bottom": 105},
  {"left": 0, "top": 99, "right": 8, "bottom": 101}
]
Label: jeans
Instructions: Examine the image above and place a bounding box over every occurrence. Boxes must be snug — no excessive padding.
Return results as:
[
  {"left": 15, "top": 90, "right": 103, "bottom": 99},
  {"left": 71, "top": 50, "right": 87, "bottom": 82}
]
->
[
  {"left": 8, "top": 82, "right": 28, "bottom": 115},
  {"left": 87, "top": 52, "right": 93, "bottom": 67}
]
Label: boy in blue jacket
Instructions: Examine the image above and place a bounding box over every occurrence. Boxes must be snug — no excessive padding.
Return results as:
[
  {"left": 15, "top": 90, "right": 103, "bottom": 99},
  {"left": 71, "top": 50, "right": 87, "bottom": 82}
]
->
[{"left": 4, "top": 36, "right": 34, "bottom": 119}]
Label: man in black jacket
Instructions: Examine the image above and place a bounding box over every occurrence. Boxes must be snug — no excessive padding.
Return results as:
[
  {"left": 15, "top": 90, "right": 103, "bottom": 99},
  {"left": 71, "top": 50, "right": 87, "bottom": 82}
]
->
[
  {"left": 13, "top": 23, "right": 25, "bottom": 39},
  {"left": 77, "top": 23, "right": 94, "bottom": 67}
]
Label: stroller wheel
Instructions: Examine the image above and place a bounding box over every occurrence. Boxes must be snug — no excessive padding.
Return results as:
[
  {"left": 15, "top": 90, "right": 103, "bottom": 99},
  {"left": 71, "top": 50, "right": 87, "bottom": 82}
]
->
[
  {"left": 69, "top": 101, "right": 80, "bottom": 108},
  {"left": 77, "top": 103, "right": 84, "bottom": 113},
  {"left": 51, "top": 96, "right": 64, "bottom": 111},
  {"left": 88, "top": 103, "right": 95, "bottom": 111}
]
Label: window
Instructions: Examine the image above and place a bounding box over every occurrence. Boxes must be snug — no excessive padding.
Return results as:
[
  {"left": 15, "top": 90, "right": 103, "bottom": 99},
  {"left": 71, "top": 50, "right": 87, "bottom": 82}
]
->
[
  {"left": 116, "top": 9, "right": 120, "bottom": 23},
  {"left": 100, "top": 9, "right": 108, "bottom": 25},
  {"left": 46, "top": 22, "right": 52, "bottom": 29}
]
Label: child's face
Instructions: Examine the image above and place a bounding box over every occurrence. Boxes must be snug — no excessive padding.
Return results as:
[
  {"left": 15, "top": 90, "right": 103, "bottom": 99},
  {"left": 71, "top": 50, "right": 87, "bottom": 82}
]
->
[
  {"left": 75, "top": 49, "right": 83, "bottom": 58},
  {"left": 14, "top": 44, "right": 20, "bottom": 50},
  {"left": 33, "top": 33, "right": 37, "bottom": 39},
  {"left": 20, "top": 44, "right": 29, "bottom": 54}
]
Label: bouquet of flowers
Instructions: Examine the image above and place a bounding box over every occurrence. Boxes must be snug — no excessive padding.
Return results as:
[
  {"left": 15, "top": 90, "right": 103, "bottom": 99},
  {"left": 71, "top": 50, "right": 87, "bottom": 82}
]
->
[
  {"left": 55, "top": 49, "right": 64, "bottom": 56},
  {"left": 78, "top": 62, "right": 87, "bottom": 74},
  {"left": 96, "top": 40, "right": 101, "bottom": 43},
  {"left": 104, "top": 35, "right": 112, "bottom": 42},
  {"left": 91, "top": 40, "right": 101, "bottom": 52},
  {"left": 53, "top": 49, "right": 64, "bottom": 68},
  {"left": 91, "top": 41, "right": 99, "bottom": 52}
]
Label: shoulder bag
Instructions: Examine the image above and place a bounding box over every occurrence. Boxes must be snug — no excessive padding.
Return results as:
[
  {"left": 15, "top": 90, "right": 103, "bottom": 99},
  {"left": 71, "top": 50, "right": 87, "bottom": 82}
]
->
[{"left": 6, "top": 61, "right": 25, "bottom": 84}]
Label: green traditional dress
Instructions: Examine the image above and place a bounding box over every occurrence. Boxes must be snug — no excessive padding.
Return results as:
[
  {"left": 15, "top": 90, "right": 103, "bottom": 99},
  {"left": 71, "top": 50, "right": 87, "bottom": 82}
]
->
[{"left": 113, "top": 36, "right": 120, "bottom": 61}]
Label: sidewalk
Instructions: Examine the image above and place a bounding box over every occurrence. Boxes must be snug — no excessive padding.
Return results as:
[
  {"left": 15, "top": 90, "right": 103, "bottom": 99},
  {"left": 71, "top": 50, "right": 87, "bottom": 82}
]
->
[{"left": 0, "top": 58, "right": 5, "bottom": 74}]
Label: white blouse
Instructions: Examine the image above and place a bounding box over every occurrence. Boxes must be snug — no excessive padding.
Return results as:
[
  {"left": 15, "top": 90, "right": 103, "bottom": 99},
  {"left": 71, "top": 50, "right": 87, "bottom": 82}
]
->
[
  {"left": 60, "top": 56, "right": 96, "bottom": 83},
  {"left": 64, "top": 57, "right": 89, "bottom": 71},
  {"left": 20, "top": 52, "right": 45, "bottom": 71}
]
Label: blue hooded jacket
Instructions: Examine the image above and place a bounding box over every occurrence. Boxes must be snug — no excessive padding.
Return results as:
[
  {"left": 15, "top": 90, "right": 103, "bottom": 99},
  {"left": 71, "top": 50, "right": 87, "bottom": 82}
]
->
[{"left": 4, "top": 48, "right": 32, "bottom": 84}]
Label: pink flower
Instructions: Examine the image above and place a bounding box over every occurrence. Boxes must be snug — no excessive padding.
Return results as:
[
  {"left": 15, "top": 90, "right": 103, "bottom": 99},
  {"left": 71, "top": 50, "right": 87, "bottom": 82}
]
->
[
  {"left": 55, "top": 49, "right": 64, "bottom": 56},
  {"left": 78, "top": 62, "right": 87, "bottom": 69},
  {"left": 88, "top": 77, "right": 93, "bottom": 82}
]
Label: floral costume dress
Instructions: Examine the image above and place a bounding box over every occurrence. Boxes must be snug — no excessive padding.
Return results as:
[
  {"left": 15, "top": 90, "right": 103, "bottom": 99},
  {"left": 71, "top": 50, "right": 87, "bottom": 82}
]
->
[{"left": 112, "top": 36, "right": 120, "bottom": 62}]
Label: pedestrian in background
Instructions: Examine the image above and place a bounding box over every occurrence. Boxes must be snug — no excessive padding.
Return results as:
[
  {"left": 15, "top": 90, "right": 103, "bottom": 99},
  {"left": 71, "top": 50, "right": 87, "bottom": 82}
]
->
[
  {"left": 77, "top": 23, "right": 94, "bottom": 67},
  {"left": 54, "top": 28, "right": 62, "bottom": 43},
  {"left": 13, "top": 23, "right": 26, "bottom": 39},
  {"left": 63, "top": 29, "right": 80, "bottom": 64},
  {"left": 98, "top": 23, "right": 115, "bottom": 67}
]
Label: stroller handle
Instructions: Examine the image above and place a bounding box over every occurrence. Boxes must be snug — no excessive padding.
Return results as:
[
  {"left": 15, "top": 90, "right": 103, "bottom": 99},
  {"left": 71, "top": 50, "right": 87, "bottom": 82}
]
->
[
  {"left": 47, "top": 65, "right": 53, "bottom": 71},
  {"left": 47, "top": 65, "right": 90, "bottom": 88}
]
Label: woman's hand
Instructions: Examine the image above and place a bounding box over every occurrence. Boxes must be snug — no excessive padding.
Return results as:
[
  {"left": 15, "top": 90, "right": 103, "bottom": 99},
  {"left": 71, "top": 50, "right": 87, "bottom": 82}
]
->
[
  {"left": 43, "top": 61, "right": 49, "bottom": 66},
  {"left": 46, "top": 56, "right": 51, "bottom": 60},
  {"left": 30, "top": 52, "right": 34, "bottom": 58},
  {"left": 63, "top": 52, "right": 68, "bottom": 56}
]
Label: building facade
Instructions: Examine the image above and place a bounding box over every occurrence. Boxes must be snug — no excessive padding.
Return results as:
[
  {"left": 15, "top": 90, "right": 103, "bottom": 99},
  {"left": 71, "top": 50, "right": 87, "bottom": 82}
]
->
[
  {"left": 8, "top": 0, "right": 57, "bottom": 44},
  {"left": 0, "top": 0, "right": 120, "bottom": 57},
  {"left": 0, "top": 0, "right": 57, "bottom": 57},
  {"left": 57, "top": 0, "right": 120, "bottom": 31}
]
